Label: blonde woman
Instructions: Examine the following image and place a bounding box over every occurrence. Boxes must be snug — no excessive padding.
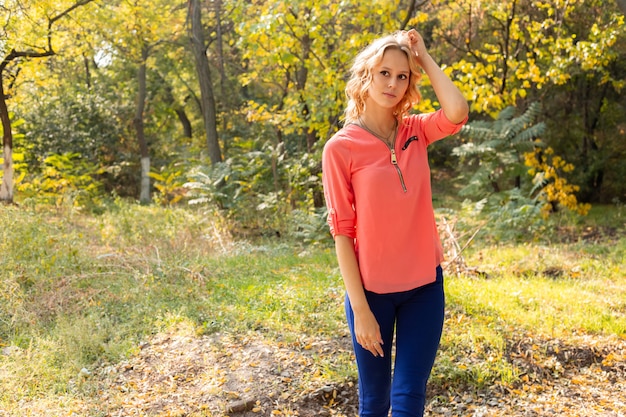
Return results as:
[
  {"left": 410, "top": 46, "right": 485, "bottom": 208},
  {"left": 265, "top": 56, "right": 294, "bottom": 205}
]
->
[{"left": 322, "top": 29, "right": 468, "bottom": 417}]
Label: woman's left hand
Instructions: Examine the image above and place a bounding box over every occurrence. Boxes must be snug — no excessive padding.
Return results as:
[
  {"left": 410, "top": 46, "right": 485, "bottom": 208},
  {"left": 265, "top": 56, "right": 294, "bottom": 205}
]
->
[{"left": 401, "top": 28, "right": 469, "bottom": 123}]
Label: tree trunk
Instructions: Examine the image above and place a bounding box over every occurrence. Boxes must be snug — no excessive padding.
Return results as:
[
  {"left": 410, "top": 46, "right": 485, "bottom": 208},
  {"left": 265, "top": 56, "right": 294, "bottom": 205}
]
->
[
  {"left": 175, "top": 109, "right": 193, "bottom": 138},
  {"left": 214, "top": 0, "right": 230, "bottom": 158},
  {"left": 134, "top": 47, "right": 151, "bottom": 204},
  {"left": 214, "top": 0, "right": 227, "bottom": 99},
  {"left": 189, "top": 0, "right": 222, "bottom": 165},
  {"left": 0, "top": 79, "right": 14, "bottom": 203},
  {"left": 83, "top": 53, "right": 92, "bottom": 89},
  {"left": 579, "top": 79, "right": 607, "bottom": 202}
]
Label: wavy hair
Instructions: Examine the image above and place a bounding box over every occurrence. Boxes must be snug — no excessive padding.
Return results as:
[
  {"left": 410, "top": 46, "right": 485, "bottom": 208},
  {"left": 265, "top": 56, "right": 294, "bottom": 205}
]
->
[{"left": 344, "top": 32, "right": 422, "bottom": 124}]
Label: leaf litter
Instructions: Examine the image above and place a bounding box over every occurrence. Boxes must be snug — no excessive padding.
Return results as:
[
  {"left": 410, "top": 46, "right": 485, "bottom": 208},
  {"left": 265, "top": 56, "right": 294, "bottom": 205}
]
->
[{"left": 62, "top": 327, "right": 625, "bottom": 417}]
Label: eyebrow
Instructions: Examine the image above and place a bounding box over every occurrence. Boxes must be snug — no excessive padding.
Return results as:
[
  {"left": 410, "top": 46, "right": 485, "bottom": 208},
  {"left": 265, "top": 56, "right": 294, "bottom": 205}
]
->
[{"left": 379, "top": 66, "right": 410, "bottom": 75}]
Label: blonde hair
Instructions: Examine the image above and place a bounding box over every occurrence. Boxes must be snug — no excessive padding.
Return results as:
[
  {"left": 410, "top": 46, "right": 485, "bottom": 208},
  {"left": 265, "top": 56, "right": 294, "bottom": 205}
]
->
[{"left": 344, "top": 32, "right": 422, "bottom": 124}]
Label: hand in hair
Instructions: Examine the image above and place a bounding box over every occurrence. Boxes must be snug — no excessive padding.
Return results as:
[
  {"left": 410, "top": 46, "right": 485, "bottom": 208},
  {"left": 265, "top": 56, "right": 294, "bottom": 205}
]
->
[{"left": 399, "top": 29, "right": 428, "bottom": 59}]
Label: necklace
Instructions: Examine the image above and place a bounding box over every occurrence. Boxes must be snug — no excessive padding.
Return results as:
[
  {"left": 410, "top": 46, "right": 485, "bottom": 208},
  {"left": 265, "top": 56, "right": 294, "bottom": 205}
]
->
[{"left": 358, "top": 117, "right": 398, "bottom": 146}]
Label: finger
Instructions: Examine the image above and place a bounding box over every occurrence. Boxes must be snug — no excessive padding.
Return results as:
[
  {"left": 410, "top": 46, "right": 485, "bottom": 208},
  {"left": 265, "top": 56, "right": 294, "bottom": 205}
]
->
[
  {"left": 373, "top": 340, "right": 384, "bottom": 357},
  {"left": 362, "top": 341, "right": 383, "bottom": 357}
]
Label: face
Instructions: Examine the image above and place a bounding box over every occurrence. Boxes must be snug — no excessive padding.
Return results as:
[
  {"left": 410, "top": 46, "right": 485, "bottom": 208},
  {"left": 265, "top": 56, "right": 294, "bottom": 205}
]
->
[{"left": 366, "top": 48, "right": 410, "bottom": 112}]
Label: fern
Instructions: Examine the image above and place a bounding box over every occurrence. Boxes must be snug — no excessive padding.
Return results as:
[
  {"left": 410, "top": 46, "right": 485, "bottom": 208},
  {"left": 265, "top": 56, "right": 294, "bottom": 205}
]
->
[{"left": 454, "top": 102, "right": 546, "bottom": 198}]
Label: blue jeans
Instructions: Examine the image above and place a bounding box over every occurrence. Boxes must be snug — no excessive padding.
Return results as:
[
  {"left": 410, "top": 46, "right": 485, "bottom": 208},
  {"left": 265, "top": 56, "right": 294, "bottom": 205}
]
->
[{"left": 345, "top": 266, "right": 445, "bottom": 417}]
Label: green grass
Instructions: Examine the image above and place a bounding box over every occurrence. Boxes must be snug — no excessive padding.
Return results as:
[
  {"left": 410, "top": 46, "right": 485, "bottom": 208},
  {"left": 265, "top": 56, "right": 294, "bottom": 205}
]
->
[
  {"left": 454, "top": 241, "right": 626, "bottom": 335},
  {"left": 0, "top": 201, "right": 350, "bottom": 410},
  {"left": 0, "top": 199, "right": 624, "bottom": 413}
]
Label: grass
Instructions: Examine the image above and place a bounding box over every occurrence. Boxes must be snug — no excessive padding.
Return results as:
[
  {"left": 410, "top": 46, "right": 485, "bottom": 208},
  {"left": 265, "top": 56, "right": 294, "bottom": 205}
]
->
[
  {"left": 0, "top": 201, "right": 351, "bottom": 412},
  {"left": 0, "top": 199, "right": 624, "bottom": 414}
]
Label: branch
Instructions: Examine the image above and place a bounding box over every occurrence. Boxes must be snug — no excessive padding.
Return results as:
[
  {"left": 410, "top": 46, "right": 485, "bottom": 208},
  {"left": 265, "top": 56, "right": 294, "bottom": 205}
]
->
[
  {"left": 463, "top": 3, "right": 490, "bottom": 66},
  {"left": 400, "top": 0, "right": 430, "bottom": 30},
  {"left": 1, "top": 0, "right": 96, "bottom": 72},
  {"left": 283, "top": 8, "right": 327, "bottom": 70},
  {"left": 49, "top": 0, "right": 96, "bottom": 26}
]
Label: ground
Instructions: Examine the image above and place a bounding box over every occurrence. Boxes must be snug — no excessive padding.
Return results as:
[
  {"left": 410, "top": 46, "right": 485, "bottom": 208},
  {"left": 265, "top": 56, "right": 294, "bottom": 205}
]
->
[{"left": 76, "top": 326, "right": 625, "bottom": 417}]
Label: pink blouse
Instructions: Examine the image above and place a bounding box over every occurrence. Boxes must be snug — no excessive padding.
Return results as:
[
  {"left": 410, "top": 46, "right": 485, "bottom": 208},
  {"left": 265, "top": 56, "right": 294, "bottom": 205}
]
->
[{"left": 322, "top": 109, "right": 467, "bottom": 293}]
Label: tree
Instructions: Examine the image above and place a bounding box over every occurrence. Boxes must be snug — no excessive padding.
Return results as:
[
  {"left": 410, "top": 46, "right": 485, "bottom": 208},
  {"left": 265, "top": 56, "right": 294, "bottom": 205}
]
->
[
  {"left": 430, "top": 0, "right": 624, "bottom": 112},
  {"left": 91, "top": 0, "right": 186, "bottom": 204},
  {"left": 428, "top": 0, "right": 626, "bottom": 202},
  {"left": 0, "top": 0, "right": 95, "bottom": 203},
  {"left": 188, "top": 0, "right": 222, "bottom": 165},
  {"left": 237, "top": 0, "right": 391, "bottom": 147},
  {"left": 234, "top": 0, "right": 428, "bottom": 211},
  {"left": 4, "top": 0, "right": 625, "bottom": 214}
]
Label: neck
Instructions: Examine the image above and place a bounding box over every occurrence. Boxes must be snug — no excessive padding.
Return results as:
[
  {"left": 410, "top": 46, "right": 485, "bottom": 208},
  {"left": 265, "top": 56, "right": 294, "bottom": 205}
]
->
[
  {"left": 359, "top": 111, "right": 396, "bottom": 134},
  {"left": 357, "top": 113, "right": 398, "bottom": 146},
  {"left": 358, "top": 111, "right": 397, "bottom": 141}
]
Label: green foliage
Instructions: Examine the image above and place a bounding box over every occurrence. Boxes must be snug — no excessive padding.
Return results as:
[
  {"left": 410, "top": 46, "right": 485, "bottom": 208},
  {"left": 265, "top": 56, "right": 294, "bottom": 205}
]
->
[
  {"left": 3, "top": 0, "right": 625, "bottom": 211},
  {"left": 20, "top": 89, "right": 124, "bottom": 163},
  {"left": 454, "top": 102, "right": 592, "bottom": 237},
  {"left": 431, "top": 0, "right": 626, "bottom": 203},
  {"left": 185, "top": 147, "right": 290, "bottom": 233},
  {"left": 17, "top": 153, "right": 105, "bottom": 209},
  {"left": 454, "top": 102, "right": 545, "bottom": 198},
  {"left": 433, "top": 0, "right": 626, "bottom": 113},
  {"left": 16, "top": 67, "right": 140, "bottom": 198},
  {"left": 184, "top": 132, "right": 327, "bottom": 238},
  {"left": 452, "top": 103, "right": 598, "bottom": 240},
  {"left": 287, "top": 207, "right": 332, "bottom": 246},
  {"left": 236, "top": 0, "right": 393, "bottom": 140}
]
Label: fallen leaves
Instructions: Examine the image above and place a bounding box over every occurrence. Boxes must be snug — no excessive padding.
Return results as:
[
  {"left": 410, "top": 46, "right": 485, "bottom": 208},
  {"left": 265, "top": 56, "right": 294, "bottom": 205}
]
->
[
  {"left": 80, "top": 329, "right": 356, "bottom": 417},
  {"left": 427, "top": 334, "right": 626, "bottom": 416},
  {"left": 8, "top": 327, "right": 624, "bottom": 417}
]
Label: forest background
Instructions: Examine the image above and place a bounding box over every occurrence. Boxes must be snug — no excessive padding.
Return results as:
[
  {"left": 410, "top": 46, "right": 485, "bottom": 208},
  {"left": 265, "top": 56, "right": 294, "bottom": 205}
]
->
[
  {"left": 1, "top": 1, "right": 626, "bottom": 416},
  {"left": 1, "top": 0, "right": 625, "bottom": 231}
]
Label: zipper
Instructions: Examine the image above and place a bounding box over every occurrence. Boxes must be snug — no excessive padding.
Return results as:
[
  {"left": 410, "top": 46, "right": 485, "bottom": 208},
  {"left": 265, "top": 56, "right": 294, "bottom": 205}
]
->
[
  {"left": 389, "top": 147, "right": 408, "bottom": 193},
  {"left": 354, "top": 122, "right": 408, "bottom": 192}
]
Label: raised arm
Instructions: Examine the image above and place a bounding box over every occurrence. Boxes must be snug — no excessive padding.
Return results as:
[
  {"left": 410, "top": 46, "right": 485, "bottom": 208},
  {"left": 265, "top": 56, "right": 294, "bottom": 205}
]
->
[{"left": 406, "top": 29, "right": 469, "bottom": 124}]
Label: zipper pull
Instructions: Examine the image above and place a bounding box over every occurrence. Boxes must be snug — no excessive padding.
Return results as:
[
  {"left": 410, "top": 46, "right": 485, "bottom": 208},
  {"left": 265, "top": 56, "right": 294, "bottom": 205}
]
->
[{"left": 390, "top": 149, "right": 398, "bottom": 165}]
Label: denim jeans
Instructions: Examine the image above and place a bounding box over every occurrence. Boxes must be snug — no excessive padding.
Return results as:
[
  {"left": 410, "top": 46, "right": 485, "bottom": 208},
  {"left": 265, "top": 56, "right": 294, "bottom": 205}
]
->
[{"left": 345, "top": 266, "right": 445, "bottom": 417}]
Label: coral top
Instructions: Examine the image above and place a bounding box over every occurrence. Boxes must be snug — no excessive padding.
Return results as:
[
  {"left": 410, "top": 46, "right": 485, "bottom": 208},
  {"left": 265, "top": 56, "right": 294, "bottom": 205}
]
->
[{"left": 322, "top": 109, "right": 467, "bottom": 294}]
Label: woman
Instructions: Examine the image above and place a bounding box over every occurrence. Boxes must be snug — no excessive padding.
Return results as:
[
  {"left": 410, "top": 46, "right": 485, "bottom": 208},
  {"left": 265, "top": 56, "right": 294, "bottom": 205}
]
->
[{"left": 322, "top": 29, "right": 469, "bottom": 417}]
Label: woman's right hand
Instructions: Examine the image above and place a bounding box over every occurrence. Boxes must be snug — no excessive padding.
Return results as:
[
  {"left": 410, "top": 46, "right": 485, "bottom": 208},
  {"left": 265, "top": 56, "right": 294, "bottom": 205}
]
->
[
  {"left": 333, "top": 235, "right": 384, "bottom": 357},
  {"left": 354, "top": 308, "right": 384, "bottom": 357}
]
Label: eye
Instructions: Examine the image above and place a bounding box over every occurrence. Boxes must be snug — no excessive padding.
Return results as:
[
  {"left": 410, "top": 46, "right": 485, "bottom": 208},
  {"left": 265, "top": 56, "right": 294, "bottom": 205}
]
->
[
  {"left": 380, "top": 70, "right": 390, "bottom": 76},
  {"left": 398, "top": 74, "right": 408, "bottom": 80}
]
